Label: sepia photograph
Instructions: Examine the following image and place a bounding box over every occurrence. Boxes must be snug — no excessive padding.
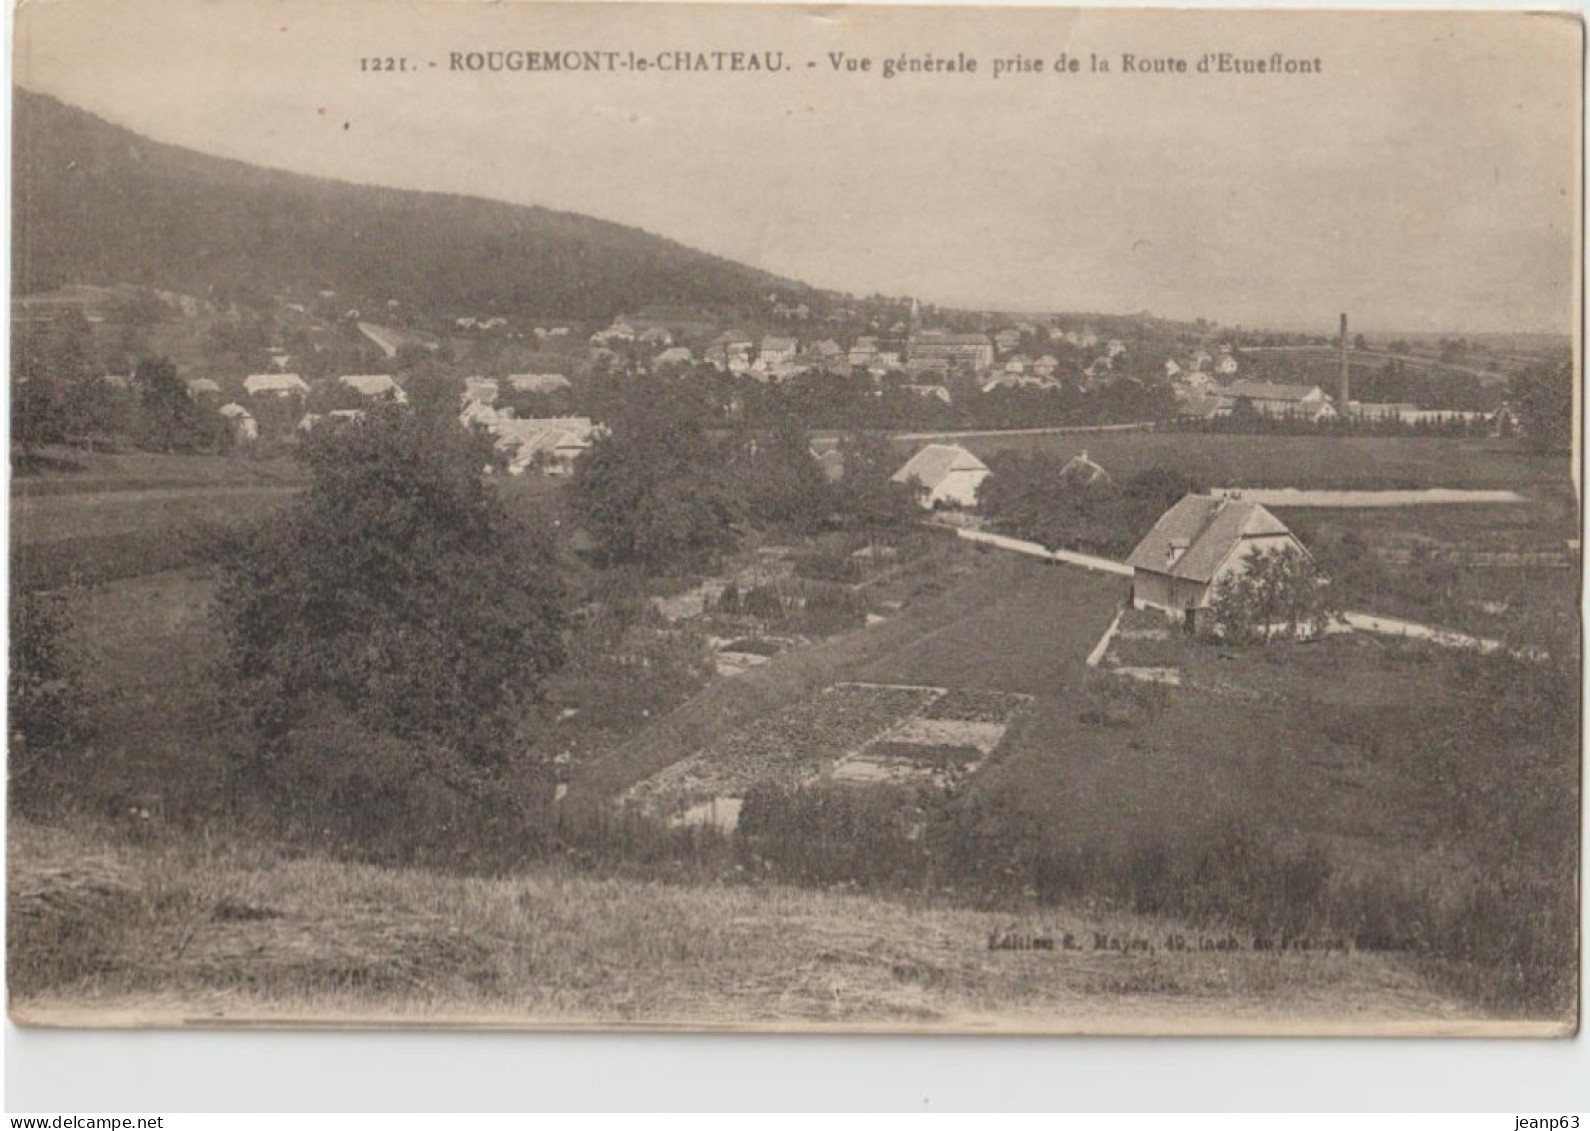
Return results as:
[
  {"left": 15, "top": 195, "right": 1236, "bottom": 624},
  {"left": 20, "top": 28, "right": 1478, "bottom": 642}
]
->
[{"left": 5, "top": 0, "right": 1582, "bottom": 1037}]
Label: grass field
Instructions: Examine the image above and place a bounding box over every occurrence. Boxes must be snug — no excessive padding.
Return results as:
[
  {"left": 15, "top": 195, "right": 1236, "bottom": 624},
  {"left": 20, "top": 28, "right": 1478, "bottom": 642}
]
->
[
  {"left": 1280, "top": 498, "right": 1580, "bottom": 636},
  {"left": 12, "top": 447, "right": 308, "bottom": 497},
  {"left": 20, "top": 569, "right": 232, "bottom": 821},
  {"left": 12, "top": 484, "right": 299, "bottom": 547},
  {"left": 11, "top": 450, "right": 306, "bottom": 591},
  {"left": 892, "top": 432, "right": 1570, "bottom": 493},
  {"left": 14, "top": 504, "right": 1574, "bottom": 1021},
  {"left": 11, "top": 819, "right": 1502, "bottom": 1032}
]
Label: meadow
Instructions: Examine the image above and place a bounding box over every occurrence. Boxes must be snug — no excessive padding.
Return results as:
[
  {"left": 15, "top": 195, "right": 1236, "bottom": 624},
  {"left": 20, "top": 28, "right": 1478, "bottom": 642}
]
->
[
  {"left": 895, "top": 431, "right": 1570, "bottom": 493},
  {"left": 10, "top": 817, "right": 1496, "bottom": 1032},
  {"left": 9, "top": 431, "right": 1578, "bottom": 1024},
  {"left": 11, "top": 449, "right": 306, "bottom": 591}
]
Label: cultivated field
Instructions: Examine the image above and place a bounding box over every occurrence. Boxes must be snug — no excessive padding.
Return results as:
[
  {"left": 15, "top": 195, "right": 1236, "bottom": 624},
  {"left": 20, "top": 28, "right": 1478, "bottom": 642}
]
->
[
  {"left": 10, "top": 819, "right": 1504, "bottom": 1033},
  {"left": 894, "top": 431, "right": 1570, "bottom": 493}
]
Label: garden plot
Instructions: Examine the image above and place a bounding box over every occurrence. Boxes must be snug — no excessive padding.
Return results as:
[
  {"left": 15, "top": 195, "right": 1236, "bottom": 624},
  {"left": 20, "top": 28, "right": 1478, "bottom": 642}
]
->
[
  {"left": 626, "top": 682, "right": 940, "bottom": 813},
  {"left": 831, "top": 690, "right": 1032, "bottom": 786}
]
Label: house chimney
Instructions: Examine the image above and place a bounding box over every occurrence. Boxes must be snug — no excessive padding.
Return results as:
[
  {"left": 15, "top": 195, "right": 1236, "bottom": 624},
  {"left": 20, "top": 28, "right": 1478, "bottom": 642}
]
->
[{"left": 1339, "top": 312, "right": 1350, "bottom": 408}]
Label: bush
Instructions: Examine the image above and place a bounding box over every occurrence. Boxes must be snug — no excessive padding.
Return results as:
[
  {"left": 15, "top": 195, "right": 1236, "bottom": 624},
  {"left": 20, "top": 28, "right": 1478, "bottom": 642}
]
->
[
  {"left": 234, "top": 706, "right": 553, "bottom": 872},
  {"left": 1207, "top": 545, "right": 1340, "bottom": 644},
  {"left": 8, "top": 590, "right": 89, "bottom": 809}
]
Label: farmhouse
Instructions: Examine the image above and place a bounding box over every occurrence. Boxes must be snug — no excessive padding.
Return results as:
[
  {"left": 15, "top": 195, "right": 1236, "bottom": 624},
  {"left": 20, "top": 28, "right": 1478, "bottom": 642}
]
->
[
  {"left": 185, "top": 378, "right": 221, "bottom": 397},
  {"left": 1127, "top": 494, "right": 1307, "bottom": 630},
  {"left": 891, "top": 443, "right": 990, "bottom": 509},
  {"left": 462, "top": 377, "right": 500, "bottom": 405},
  {"left": 1217, "top": 380, "right": 1336, "bottom": 422},
  {"left": 338, "top": 374, "right": 407, "bottom": 403},
  {"left": 243, "top": 373, "right": 309, "bottom": 398}
]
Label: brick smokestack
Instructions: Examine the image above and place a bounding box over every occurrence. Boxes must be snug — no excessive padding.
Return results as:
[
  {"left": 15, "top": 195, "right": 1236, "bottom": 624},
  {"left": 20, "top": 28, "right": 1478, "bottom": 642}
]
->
[{"left": 1339, "top": 312, "right": 1350, "bottom": 408}]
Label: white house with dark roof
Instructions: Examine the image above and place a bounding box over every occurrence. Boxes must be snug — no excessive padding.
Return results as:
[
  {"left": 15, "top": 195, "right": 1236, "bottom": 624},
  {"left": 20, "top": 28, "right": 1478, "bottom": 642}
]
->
[
  {"left": 1126, "top": 495, "right": 1308, "bottom": 630},
  {"left": 891, "top": 443, "right": 990, "bottom": 509}
]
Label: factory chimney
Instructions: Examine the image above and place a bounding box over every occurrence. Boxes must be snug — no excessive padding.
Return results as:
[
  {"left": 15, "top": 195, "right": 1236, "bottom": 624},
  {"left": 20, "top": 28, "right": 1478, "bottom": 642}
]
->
[{"left": 1338, "top": 312, "right": 1350, "bottom": 409}]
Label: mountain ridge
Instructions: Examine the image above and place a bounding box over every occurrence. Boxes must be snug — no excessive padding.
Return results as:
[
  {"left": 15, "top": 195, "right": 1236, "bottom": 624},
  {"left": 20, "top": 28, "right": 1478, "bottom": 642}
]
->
[{"left": 11, "top": 87, "right": 814, "bottom": 322}]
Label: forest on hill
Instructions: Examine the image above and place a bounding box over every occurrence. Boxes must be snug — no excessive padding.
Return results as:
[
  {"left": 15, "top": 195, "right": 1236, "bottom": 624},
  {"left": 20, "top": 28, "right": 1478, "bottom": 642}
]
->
[{"left": 11, "top": 89, "right": 808, "bottom": 322}]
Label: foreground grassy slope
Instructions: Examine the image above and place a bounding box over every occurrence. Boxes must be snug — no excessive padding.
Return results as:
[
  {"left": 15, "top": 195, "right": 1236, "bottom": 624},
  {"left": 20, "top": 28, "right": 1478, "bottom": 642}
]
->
[{"left": 10, "top": 820, "right": 1507, "bottom": 1033}]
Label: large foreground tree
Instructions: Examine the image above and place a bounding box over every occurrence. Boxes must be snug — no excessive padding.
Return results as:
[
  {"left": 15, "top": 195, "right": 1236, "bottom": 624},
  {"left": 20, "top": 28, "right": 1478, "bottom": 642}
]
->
[{"left": 216, "top": 401, "right": 568, "bottom": 793}]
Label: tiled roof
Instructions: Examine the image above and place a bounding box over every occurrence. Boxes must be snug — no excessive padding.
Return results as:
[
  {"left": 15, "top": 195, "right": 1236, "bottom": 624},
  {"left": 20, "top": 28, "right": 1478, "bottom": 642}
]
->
[
  {"left": 891, "top": 443, "right": 988, "bottom": 489},
  {"left": 1126, "top": 495, "right": 1293, "bottom": 583}
]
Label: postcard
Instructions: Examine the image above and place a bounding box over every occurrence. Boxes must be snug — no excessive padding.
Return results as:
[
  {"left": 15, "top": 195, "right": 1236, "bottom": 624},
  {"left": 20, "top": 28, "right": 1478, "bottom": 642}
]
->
[{"left": 8, "top": 1, "right": 1581, "bottom": 1035}]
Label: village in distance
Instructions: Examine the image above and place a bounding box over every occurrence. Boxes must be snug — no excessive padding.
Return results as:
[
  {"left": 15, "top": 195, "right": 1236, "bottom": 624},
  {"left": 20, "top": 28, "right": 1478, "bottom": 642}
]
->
[{"left": 8, "top": 88, "right": 1580, "bottom": 1035}]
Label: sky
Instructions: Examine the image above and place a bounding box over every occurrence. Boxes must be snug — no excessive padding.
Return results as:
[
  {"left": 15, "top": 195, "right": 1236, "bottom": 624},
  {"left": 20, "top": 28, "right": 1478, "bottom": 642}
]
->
[{"left": 11, "top": 0, "right": 1583, "bottom": 334}]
